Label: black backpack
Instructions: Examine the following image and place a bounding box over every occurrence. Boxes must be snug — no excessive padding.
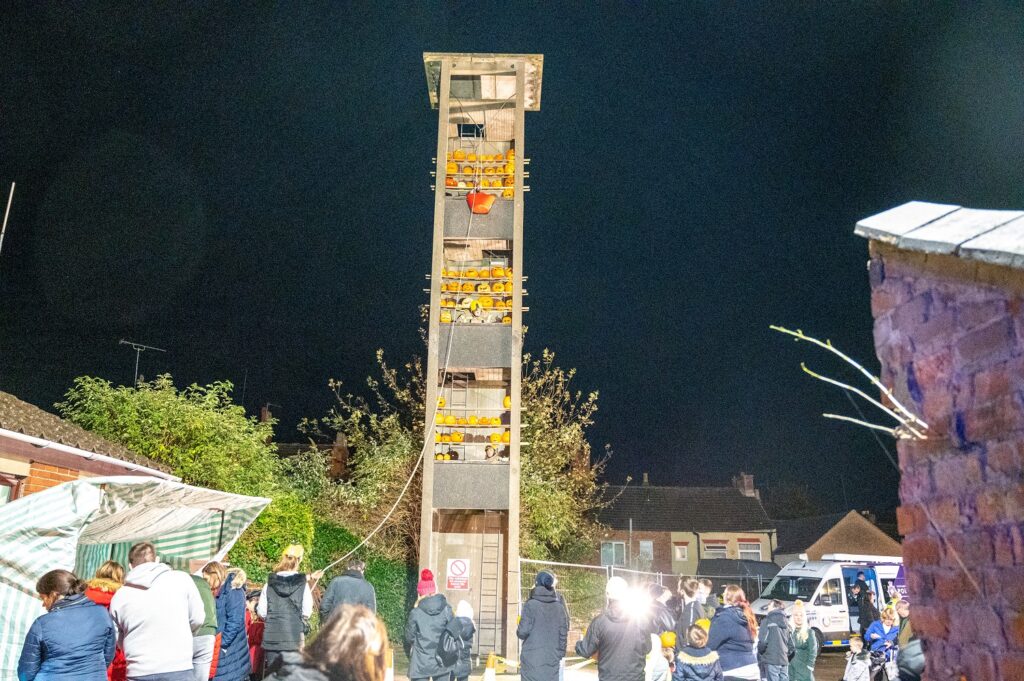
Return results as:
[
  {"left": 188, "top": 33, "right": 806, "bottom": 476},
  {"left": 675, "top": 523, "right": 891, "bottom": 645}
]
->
[{"left": 436, "top": 625, "right": 463, "bottom": 668}]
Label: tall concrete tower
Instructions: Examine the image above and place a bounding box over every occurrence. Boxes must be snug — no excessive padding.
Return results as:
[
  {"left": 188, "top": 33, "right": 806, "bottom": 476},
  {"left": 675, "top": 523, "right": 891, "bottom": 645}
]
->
[{"left": 420, "top": 53, "right": 543, "bottom": 657}]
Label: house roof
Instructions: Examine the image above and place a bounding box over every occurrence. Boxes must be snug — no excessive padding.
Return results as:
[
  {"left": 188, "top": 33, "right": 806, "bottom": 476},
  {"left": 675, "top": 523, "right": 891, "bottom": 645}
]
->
[
  {"left": 855, "top": 201, "right": 1024, "bottom": 270},
  {"left": 0, "top": 391, "right": 170, "bottom": 473},
  {"left": 599, "top": 485, "right": 774, "bottom": 533},
  {"left": 773, "top": 512, "right": 849, "bottom": 554}
]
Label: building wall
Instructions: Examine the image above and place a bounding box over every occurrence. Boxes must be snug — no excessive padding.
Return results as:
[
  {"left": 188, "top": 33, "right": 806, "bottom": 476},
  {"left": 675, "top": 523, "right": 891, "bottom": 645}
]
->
[
  {"left": 22, "top": 462, "right": 81, "bottom": 496},
  {"left": 867, "top": 241, "right": 1024, "bottom": 681},
  {"left": 595, "top": 530, "right": 774, "bottom": 576}
]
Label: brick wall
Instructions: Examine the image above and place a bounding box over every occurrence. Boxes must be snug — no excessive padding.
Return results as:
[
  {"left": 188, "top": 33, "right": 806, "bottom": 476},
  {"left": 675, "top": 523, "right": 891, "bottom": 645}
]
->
[
  {"left": 22, "top": 462, "right": 80, "bottom": 495},
  {"left": 594, "top": 530, "right": 674, "bottom": 573},
  {"left": 867, "top": 241, "right": 1024, "bottom": 681}
]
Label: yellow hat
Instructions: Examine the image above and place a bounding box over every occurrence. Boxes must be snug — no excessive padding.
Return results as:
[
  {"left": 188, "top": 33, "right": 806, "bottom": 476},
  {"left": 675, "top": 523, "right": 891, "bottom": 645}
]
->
[
  {"left": 282, "top": 544, "right": 305, "bottom": 560},
  {"left": 659, "top": 631, "right": 676, "bottom": 649},
  {"left": 695, "top": 618, "right": 711, "bottom": 632}
]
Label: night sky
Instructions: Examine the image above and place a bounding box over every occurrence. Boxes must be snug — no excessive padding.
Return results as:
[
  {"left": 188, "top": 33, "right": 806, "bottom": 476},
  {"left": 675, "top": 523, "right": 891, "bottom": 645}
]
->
[{"left": 3, "top": 3, "right": 1023, "bottom": 517}]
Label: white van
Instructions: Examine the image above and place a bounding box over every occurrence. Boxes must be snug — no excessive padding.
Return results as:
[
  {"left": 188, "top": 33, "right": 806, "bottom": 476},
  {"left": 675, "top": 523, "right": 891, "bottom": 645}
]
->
[{"left": 751, "top": 558, "right": 902, "bottom": 649}]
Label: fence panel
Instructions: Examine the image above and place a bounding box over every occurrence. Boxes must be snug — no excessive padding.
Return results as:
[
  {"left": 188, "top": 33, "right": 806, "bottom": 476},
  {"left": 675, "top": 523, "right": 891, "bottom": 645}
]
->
[
  {"left": 609, "top": 566, "right": 665, "bottom": 586},
  {"left": 519, "top": 558, "right": 609, "bottom": 655}
]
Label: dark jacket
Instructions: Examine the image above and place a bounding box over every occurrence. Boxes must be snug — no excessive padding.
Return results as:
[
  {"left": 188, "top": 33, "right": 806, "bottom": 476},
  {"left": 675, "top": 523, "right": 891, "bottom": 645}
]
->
[
  {"left": 17, "top": 594, "right": 116, "bottom": 681},
  {"left": 702, "top": 595, "right": 720, "bottom": 620},
  {"left": 672, "top": 646, "right": 724, "bottom": 681},
  {"left": 756, "top": 609, "right": 793, "bottom": 667},
  {"left": 404, "top": 594, "right": 453, "bottom": 679},
  {"left": 273, "top": 651, "right": 329, "bottom": 681},
  {"left": 857, "top": 597, "right": 879, "bottom": 634},
  {"left": 574, "top": 601, "right": 649, "bottom": 681},
  {"left": 518, "top": 585, "right": 570, "bottom": 681},
  {"left": 788, "top": 629, "right": 817, "bottom": 681},
  {"left": 649, "top": 601, "right": 675, "bottom": 635},
  {"left": 673, "top": 601, "right": 704, "bottom": 650},
  {"left": 896, "top": 638, "right": 924, "bottom": 681},
  {"left": 264, "top": 573, "right": 308, "bottom": 652},
  {"left": 319, "top": 570, "right": 377, "bottom": 621},
  {"left": 706, "top": 606, "right": 757, "bottom": 675},
  {"left": 213, "top": 573, "right": 251, "bottom": 681},
  {"left": 446, "top": 616, "right": 475, "bottom": 678}
]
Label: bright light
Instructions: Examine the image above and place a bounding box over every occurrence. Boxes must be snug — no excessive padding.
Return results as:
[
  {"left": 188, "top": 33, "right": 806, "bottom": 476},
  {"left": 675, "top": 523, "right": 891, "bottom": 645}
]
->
[{"left": 621, "top": 586, "right": 652, "bottom": 620}]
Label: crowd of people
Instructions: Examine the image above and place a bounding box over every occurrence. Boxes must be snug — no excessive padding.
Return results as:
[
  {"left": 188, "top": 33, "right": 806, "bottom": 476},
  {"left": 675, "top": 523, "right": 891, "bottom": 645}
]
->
[{"left": 570, "top": 573, "right": 923, "bottom": 681}]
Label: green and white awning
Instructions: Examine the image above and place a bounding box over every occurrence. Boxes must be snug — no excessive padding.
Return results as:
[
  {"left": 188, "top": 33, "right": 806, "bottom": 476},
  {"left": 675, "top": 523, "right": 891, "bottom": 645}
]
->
[{"left": 0, "top": 477, "right": 269, "bottom": 680}]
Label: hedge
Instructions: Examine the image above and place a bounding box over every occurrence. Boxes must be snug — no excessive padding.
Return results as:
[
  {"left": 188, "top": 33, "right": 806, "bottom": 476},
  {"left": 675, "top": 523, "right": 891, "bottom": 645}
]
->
[
  {"left": 310, "top": 519, "right": 415, "bottom": 641},
  {"left": 228, "top": 491, "right": 316, "bottom": 582}
]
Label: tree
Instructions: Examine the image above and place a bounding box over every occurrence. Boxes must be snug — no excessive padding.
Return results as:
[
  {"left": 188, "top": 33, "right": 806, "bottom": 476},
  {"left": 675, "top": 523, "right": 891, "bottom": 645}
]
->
[
  {"left": 57, "top": 374, "right": 314, "bottom": 579},
  {"left": 304, "top": 349, "right": 608, "bottom": 563}
]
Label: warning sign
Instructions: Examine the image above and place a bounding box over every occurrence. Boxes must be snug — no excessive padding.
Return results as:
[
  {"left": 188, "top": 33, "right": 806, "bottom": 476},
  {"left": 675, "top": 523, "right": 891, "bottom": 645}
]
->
[{"left": 446, "top": 558, "right": 470, "bottom": 590}]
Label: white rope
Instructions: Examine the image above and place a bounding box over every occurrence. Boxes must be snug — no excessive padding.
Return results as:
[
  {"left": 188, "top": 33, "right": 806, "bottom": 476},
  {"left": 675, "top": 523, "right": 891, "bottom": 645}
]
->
[{"left": 313, "top": 80, "right": 516, "bottom": 583}]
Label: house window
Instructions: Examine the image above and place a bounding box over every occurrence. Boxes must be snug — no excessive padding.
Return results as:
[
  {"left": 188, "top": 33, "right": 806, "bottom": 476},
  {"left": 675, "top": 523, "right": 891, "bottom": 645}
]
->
[
  {"left": 457, "top": 123, "right": 485, "bottom": 138},
  {"left": 673, "top": 543, "right": 689, "bottom": 562},
  {"left": 702, "top": 541, "right": 728, "bottom": 559},
  {"left": 0, "top": 473, "right": 23, "bottom": 505},
  {"left": 638, "top": 540, "right": 654, "bottom": 561},
  {"left": 601, "top": 541, "right": 625, "bottom": 566},
  {"left": 738, "top": 542, "right": 762, "bottom": 561}
]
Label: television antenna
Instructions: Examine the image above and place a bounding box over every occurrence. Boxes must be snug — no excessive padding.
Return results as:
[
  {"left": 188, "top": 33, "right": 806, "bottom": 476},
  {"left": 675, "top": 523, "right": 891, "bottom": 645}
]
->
[
  {"left": 119, "top": 339, "right": 167, "bottom": 386},
  {"left": 0, "top": 182, "right": 15, "bottom": 261}
]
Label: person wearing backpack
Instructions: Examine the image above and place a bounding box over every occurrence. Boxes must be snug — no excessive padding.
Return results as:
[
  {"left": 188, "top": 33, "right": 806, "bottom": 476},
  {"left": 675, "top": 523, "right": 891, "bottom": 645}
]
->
[
  {"left": 440, "top": 601, "right": 475, "bottom": 681},
  {"left": 756, "top": 600, "right": 794, "bottom": 681},
  {"left": 404, "top": 570, "right": 453, "bottom": 681}
]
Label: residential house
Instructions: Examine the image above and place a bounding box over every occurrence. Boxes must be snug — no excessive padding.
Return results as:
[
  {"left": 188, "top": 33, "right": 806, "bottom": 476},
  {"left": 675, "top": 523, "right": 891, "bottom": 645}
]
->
[
  {"left": 596, "top": 472, "right": 776, "bottom": 576},
  {"left": 772, "top": 510, "right": 902, "bottom": 566},
  {"left": 0, "top": 390, "right": 175, "bottom": 503}
]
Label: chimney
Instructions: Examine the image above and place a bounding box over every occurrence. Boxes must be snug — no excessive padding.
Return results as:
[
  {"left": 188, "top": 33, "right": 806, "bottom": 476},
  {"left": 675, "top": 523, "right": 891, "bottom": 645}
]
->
[
  {"left": 330, "top": 432, "right": 350, "bottom": 480},
  {"left": 642, "top": 472, "right": 650, "bottom": 486},
  {"left": 733, "top": 471, "right": 759, "bottom": 500}
]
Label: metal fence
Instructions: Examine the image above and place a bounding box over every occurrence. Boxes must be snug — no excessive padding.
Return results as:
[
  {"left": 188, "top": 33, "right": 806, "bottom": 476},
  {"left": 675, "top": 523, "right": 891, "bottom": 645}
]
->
[
  {"left": 610, "top": 566, "right": 666, "bottom": 586},
  {"left": 519, "top": 558, "right": 610, "bottom": 654}
]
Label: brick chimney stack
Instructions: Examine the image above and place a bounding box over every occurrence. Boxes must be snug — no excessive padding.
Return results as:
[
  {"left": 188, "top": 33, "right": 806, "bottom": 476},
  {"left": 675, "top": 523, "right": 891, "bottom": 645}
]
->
[
  {"left": 642, "top": 472, "right": 650, "bottom": 486},
  {"left": 732, "top": 472, "right": 760, "bottom": 500}
]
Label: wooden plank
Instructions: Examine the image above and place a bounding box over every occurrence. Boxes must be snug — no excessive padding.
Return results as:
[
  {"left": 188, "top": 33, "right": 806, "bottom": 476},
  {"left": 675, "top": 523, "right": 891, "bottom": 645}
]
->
[
  {"left": 898, "top": 208, "right": 1024, "bottom": 254},
  {"left": 960, "top": 216, "right": 1024, "bottom": 270},
  {"left": 854, "top": 201, "right": 960, "bottom": 243}
]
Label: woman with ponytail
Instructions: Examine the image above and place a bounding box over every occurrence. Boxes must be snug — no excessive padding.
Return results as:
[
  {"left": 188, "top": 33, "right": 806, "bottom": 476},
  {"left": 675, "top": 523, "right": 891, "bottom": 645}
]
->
[
  {"left": 18, "top": 569, "right": 116, "bottom": 681},
  {"left": 706, "top": 585, "right": 758, "bottom": 681}
]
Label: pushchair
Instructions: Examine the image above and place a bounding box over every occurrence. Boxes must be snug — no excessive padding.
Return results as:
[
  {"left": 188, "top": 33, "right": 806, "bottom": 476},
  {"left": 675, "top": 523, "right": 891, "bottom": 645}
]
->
[{"left": 869, "top": 648, "right": 899, "bottom": 681}]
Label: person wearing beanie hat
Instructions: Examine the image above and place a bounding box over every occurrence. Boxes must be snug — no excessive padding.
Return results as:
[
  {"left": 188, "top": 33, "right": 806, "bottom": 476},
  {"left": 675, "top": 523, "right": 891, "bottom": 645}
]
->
[
  {"left": 443, "top": 600, "right": 476, "bottom": 681},
  {"left": 417, "top": 569, "right": 437, "bottom": 598},
  {"left": 404, "top": 569, "right": 452, "bottom": 681},
  {"left": 519, "top": 570, "right": 569, "bottom": 681},
  {"left": 575, "top": 576, "right": 650, "bottom": 681}
]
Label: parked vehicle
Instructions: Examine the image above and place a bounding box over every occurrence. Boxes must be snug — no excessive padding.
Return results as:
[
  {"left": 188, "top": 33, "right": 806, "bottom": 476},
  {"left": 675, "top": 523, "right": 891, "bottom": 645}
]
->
[{"left": 751, "top": 558, "right": 902, "bottom": 650}]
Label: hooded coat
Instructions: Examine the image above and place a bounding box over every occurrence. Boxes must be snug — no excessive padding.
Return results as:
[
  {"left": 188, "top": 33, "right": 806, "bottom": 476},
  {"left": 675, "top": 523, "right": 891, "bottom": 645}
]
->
[
  {"left": 842, "top": 651, "right": 870, "bottom": 681},
  {"left": 857, "top": 597, "right": 879, "bottom": 635},
  {"left": 17, "top": 593, "right": 116, "bottom": 681},
  {"left": 706, "top": 606, "right": 757, "bottom": 678},
  {"left": 261, "top": 573, "right": 310, "bottom": 652},
  {"left": 213, "top": 572, "right": 251, "bottom": 681},
  {"left": 404, "top": 593, "right": 454, "bottom": 680},
  {"left": 574, "top": 601, "right": 650, "bottom": 681},
  {"left": 649, "top": 601, "right": 676, "bottom": 635},
  {"left": 446, "top": 616, "right": 476, "bottom": 679},
  {"left": 518, "top": 585, "right": 570, "bottom": 681},
  {"left": 671, "top": 645, "right": 724, "bottom": 681},
  {"left": 319, "top": 569, "right": 377, "bottom": 621},
  {"left": 755, "top": 609, "right": 793, "bottom": 667},
  {"left": 274, "top": 651, "right": 330, "bottom": 681},
  {"left": 109, "top": 562, "right": 206, "bottom": 678},
  {"left": 673, "top": 601, "right": 704, "bottom": 651},
  {"left": 787, "top": 628, "right": 817, "bottom": 681},
  {"left": 83, "top": 579, "right": 128, "bottom": 681}
]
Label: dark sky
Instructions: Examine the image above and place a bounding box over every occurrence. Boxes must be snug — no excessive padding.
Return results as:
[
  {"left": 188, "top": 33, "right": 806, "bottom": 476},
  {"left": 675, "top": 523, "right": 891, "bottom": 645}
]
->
[{"left": 3, "top": 3, "right": 1023, "bottom": 516}]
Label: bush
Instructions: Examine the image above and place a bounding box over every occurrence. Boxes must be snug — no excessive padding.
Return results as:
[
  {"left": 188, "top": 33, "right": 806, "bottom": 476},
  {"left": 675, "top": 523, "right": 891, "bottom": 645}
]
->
[
  {"left": 229, "top": 491, "right": 315, "bottom": 582},
  {"left": 310, "top": 519, "right": 414, "bottom": 641}
]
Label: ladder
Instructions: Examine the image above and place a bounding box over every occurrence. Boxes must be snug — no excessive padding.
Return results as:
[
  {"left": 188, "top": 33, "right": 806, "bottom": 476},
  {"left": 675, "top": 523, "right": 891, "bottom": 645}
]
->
[{"left": 475, "top": 510, "right": 504, "bottom": 657}]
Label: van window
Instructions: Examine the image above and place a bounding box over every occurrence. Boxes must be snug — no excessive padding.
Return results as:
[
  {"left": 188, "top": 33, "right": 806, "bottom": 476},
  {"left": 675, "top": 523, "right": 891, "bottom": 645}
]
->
[
  {"left": 761, "top": 576, "right": 820, "bottom": 602},
  {"left": 815, "top": 578, "right": 844, "bottom": 607}
]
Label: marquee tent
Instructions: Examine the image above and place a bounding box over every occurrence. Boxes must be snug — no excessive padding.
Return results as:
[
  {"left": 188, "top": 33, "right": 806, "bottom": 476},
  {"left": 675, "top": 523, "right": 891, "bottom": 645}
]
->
[{"left": 0, "top": 476, "right": 270, "bottom": 680}]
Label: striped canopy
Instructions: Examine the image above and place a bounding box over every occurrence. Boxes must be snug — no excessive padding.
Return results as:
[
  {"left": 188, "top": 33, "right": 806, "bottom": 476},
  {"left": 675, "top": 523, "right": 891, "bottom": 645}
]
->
[{"left": 0, "top": 477, "right": 269, "bottom": 680}]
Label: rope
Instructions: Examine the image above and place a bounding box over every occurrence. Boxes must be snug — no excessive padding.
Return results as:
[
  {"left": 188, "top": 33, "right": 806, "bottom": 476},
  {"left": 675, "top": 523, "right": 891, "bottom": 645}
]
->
[{"left": 313, "top": 76, "right": 517, "bottom": 583}]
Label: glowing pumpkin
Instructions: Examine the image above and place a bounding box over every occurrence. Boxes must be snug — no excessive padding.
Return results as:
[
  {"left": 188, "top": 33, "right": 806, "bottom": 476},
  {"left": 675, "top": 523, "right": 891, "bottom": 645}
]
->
[
  {"left": 504, "top": 162, "right": 515, "bottom": 174},
  {"left": 438, "top": 396, "right": 446, "bottom": 408},
  {"left": 453, "top": 149, "right": 466, "bottom": 161},
  {"left": 503, "top": 395, "right": 512, "bottom": 409},
  {"left": 444, "top": 414, "right": 456, "bottom": 426},
  {"left": 479, "top": 296, "right": 494, "bottom": 308},
  {"left": 467, "top": 152, "right": 477, "bottom": 162},
  {"left": 490, "top": 417, "right": 502, "bottom": 426},
  {"left": 435, "top": 453, "right": 443, "bottom": 461},
  {"left": 477, "top": 283, "right": 491, "bottom": 293},
  {"left": 484, "top": 166, "right": 495, "bottom": 175},
  {"left": 457, "top": 181, "right": 467, "bottom": 188},
  {"left": 440, "top": 311, "right": 453, "bottom": 324},
  {"left": 445, "top": 177, "right": 457, "bottom": 188},
  {"left": 468, "top": 415, "right": 479, "bottom": 425},
  {"left": 435, "top": 413, "right": 444, "bottom": 425},
  {"left": 492, "top": 282, "right": 504, "bottom": 293},
  {"left": 490, "top": 433, "right": 502, "bottom": 444},
  {"left": 502, "top": 188, "right": 514, "bottom": 200},
  {"left": 506, "top": 148, "right": 515, "bottom": 160},
  {"left": 446, "top": 161, "right": 458, "bottom": 174},
  {"left": 502, "top": 431, "right": 510, "bottom": 444},
  {"left": 466, "top": 191, "right": 496, "bottom": 215},
  {"left": 466, "top": 268, "right": 478, "bottom": 278},
  {"left": 442, "top": 453, "right": 451, "bottom": 461},
  {"left": 505, "top": 268, "right": 513, "bottom": 280},
  {"left": 451, "top": 431, "right": 464, "bottom": 443},
  {"left": 502, "top": 316, "right": 512, "bottom": 324},
  {"left": 504, "top": 176, "right": 515, "bottom": 187},
  {"left": 462, "top": 165, "right": 474, "bottom": 175},
  {"left": 461, "top": 282, "right": 475, "bottom": 293},
  {"left": 435, "top": 432, "right": 441, "bottom": 442},
  {"left": 441, "top": 434, "right": 451, "bottom": 443},
  {"left": 446, "top": 152, "right": 453, "bottom": 161},
  {"left": 456, "top": 417, "right": 467, "bottom": 426},
  {"left": 490, "top": 266, "right": 504, "bottom": 278}
]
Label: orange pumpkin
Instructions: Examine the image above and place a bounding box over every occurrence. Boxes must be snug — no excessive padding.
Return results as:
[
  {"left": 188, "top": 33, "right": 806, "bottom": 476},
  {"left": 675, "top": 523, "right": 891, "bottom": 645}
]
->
[
  {"left": 504, "top": 176, "right": 515, "bottom": 187},
  {"left": 479, "top": 296, "right": 494, "bottom": 308},
  {"left": 502, "top": 188, "right": 514, "bottom": 199},
  {"left": 453, "top": 149, "right": 466, "bottom": 161},
  {"left": 492, "top": 282, "right": 504, "bottom": 293},
  {"left": 506, "top": 148, "right": 515, "bottom": 160},
  {"left": 462, "top": 165, "right": 474, "bottom": 175},
  {"left": 468, "top": 415, "right": 479, "bottom": 425},
  {"left": 445, "top": 177, "right": 457, "bottom": 188},
  {"left": 441, "top": 434, "right": 451, "bottom": 443},
  {"left": 446, "top": 161, "right": 458, "bottom": 174},
  {"left": 440, "top": 311, "right": 453, "bottom": 324},
  {"left": 484, "top": 166, "right": 495, "bottom": 175},
  {"left": 465, "top": 268, "right": 478, "bottom": 278},
  {"left": 503, "top": 395, "right": 512, "bottom": 409},
  {"left": 490, "top": 417, "right": 502, "bottom": 426},
  {"left": 461, "top": 282, "right": 475, "bottom": 293},
  {"left": 477, "top": 283, "right": 491, "bottom": 293},
  {"left": 444, "top": 414, "right": 456, "bottom": 426},
  {"left": 502, "top": 431, "right": 511, "bottom": 444},
  {"left": 467, "top": 152, "right": 477, "bottom": 162},
  {"left": 502, "top": 316, "right": 512, "bottom": 324},
  {"left": 504, "top": 162, "right": 515, "bottom": 174},
  {"left": 456, "top": 417, "right": 467, "bottom": 426},
  {"left": 490, "top": 432, "right": 502, "bottom": 444},
  {"left": 451, "top": 431, "right": 464, "bottom": 443}
]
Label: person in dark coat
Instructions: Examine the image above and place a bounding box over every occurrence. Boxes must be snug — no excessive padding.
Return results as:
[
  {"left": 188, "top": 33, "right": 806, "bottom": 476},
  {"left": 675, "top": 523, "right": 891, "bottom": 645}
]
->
[
  {"left": 706, "top": 585, "right": 759, "bottom": 681},
  {"left": 518, "top": 571, "right": 569, "bottom": 681},
  {"left": 404, "top": 570, "right": 453, "bottom": 681},
  {"left": 213, "top": 569, "right": 251, "bottom": 681},
  {"left": 673, "top": 579, "right": 703, "bottom": 652},
  {"left": 672, "top": 625, "right": 723, "bottom": 681},
  {"left": 756, "top": 600, "right": 793, "bottom": 681},
  {"left": 257, "top": 546, "right": 314, "bottom": 673},
  {"left": 275, "top": 604, "right": 389, "bottom": 681},
  {"left": 447, "top": 601, "right": 476, "bottom": 681},
  {"left": 18, "top": 569, "right": 116, "bottom": 681},
  {"left": 857, "top": 592, "right": 879, "bottom": 639},
  {"left": 648, "top": 584, "right": 676, "bottom": 635},
  {"left": 319, "top": 558, "right": 377, "bottom": 621},
  {"left": 575, "top": 577, "right": 650, "bottom": 681},
  {"left": 698, "top": 580, "right": 719, "bottom": 620}
]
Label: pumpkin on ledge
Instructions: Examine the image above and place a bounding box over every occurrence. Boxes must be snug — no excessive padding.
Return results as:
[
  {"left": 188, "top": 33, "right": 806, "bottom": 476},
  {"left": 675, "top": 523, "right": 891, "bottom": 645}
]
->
[{"left": 466, "top": 191, "right": 496, "bottom": 215}]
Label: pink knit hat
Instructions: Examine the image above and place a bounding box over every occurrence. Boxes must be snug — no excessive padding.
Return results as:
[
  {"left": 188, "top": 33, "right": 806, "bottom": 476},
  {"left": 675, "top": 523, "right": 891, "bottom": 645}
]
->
[{"left": 417, "top": 569, "right": 436, "bottom": 597}]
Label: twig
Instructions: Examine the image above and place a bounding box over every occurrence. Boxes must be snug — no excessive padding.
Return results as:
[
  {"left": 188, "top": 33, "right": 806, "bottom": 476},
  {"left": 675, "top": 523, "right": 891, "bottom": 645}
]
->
[
  {"left": 822, "top": 413, "right": 899, "bottom": 437},
  {"left": 771, "top": 325, "right": 928, "bottom": 430},
  {"left": 801, "top": 363, "right": 926, "bottom": 439}
]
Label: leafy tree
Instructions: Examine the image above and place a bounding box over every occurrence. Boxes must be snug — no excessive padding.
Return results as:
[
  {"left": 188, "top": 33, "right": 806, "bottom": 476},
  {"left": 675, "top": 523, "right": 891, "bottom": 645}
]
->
[
  {"left": 762, "top": 481, "right": 827, "bottom": 520},
  {"left": 304, "top": 349, "right": 608, "bottom": 563},
  {"left": 57, "top": 374, "right": 313, "bottom": 579}
]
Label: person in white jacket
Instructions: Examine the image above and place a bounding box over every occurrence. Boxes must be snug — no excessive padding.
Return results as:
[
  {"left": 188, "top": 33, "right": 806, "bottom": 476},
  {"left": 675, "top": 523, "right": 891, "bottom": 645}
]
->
[{"left": 109, "top": 542, "right": 206, "bottom": 681}]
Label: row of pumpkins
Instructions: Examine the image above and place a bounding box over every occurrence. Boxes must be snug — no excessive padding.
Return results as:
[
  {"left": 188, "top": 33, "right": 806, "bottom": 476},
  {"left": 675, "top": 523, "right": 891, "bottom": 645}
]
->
[
  {"left": 443, "top": 266, "right": 513, "bottom": 279},
  {"left": 434, "top": 430, "right": 511, "bottom": 444},
  {"left": 448, "top": 148, "right": 516, "bottom": 162},
  {"left": 441, "top": 281, "right": 513, "bottom": 294},
  {"left": 441, "top": 310, "right": 511, "bottom": 324},
  {"left": 436, "top": 395, "right": 512, "bottom": 413}
]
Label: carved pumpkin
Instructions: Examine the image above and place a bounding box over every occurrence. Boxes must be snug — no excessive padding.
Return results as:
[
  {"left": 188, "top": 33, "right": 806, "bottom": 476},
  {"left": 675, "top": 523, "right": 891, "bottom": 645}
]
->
[
  {"left": 445, "top": 177, "right": 457, "bottom": 188},
  {"left": 438, "top": 396, "right": 446, "bottom": 408},
  {"left": 504, "top": 395, "right": 512, "bottom": 409},
  {"left": 451, "top": 431, "right": 464, "bottom": 443},
  {"left": 457, "top": 181, "right": 467, "bottom": 188},
  {"left": 435, "top": 432, "right": 441, "bottom": 442},
  {"left": 444, "top": 414, "right": 456, "bottom": 426},
  {"left": 468, "top": 415, "right": 478, "bottom": 425},
  {"left": 467, "top": 152, "right": 477, "bottom": 162},
  {"left": 490, "top": 432, "right": 502, "bottom": 444},
  {"left": 502, "top": 431, "right": 511, "bottom": 444},
  {"left": 504, "top": 176, "right": 515, "bottom": 187},
  {"left": 490, "top": 417, "right": 502, "bottom": 426},
  {"left": 489, "top": 266, "right": 502, "bottom": 278},
  {"left": 441, "top": 434, "right": 451, "bottom": 443},
  {"left": 502, "top": 316, "right": 512, "bottom": 324},
  {"left": 465, "top": 268, "right": 478, "bottom": 278},
  {"left": 446, "top": 161, "right": 458, "bottom": 174},
  {"left": 453, "top": 149, "right": 466, "bottom": 161},
  {"left": 506, "top": 148, "right": 515, "bottom": 160},
  {"left": 504, "top": 162, "right": 515, "bottom": 174},
  {"left": 502, "top": 188, "right": 514, "bottom": 199},
  {"left": 477, "top": 283, "right": 491, "bottom": 293},
  {"left": 492, "top": 282, "right": 504, "bottom": 293},
  {"left": 440, "top": 310, "right": 453, "bottom": 324},
  {"left": 479, "top": 296, "right": 494, "bottom": 308},
  {"left": 462, "top": 165, "right": 474, "bottom": 175},
  {"left": 484, "top": 166, "right": 495, "bottom": 175},
  {"left": 435, "top": 413, "right": 444, "bottom": 425},
  {"left": 461, "top": 282, "right": 475, "bottom": 293}
]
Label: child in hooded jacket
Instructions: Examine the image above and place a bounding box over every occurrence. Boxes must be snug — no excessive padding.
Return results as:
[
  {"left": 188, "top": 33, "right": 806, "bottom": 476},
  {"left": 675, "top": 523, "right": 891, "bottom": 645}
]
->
[
  {"left": 842, "top": 636, "right": 870, "bottom": 681},
  {"left": 673, "top": 625, "right": 723, "bottom": 681}
]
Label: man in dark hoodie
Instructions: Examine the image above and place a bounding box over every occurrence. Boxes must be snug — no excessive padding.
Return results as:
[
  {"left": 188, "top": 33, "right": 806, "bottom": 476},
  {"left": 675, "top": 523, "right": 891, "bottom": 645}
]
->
[
  {"left": 319, "top": 557, "right": 377, "bottom": 621},
  {"left": 518, "top": 571, "right": 570, "bottom": 681},
  {"left": 575, "top": 576, "right": 650, "bottom": 681},
  {"left": 404, "top": 569, "right": 453, "bottom": 681},
  {"left": 756, "top": 600, "right": 794, "bottom": 681}
]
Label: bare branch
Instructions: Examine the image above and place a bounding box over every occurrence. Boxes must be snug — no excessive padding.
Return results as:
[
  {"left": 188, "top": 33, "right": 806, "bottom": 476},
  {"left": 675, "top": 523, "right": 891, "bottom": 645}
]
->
[
  {"left": 771, "top": 325, "right": 928, "bottom": 430},
  {"left": 801, "top": 363, "right": 926, "bottom": 439}
]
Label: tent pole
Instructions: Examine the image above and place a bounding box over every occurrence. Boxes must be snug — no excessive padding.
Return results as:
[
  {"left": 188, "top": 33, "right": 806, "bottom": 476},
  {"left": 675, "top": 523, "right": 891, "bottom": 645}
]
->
[{"left": 216, "top": 509, "right": 226, "bottom": 553}]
